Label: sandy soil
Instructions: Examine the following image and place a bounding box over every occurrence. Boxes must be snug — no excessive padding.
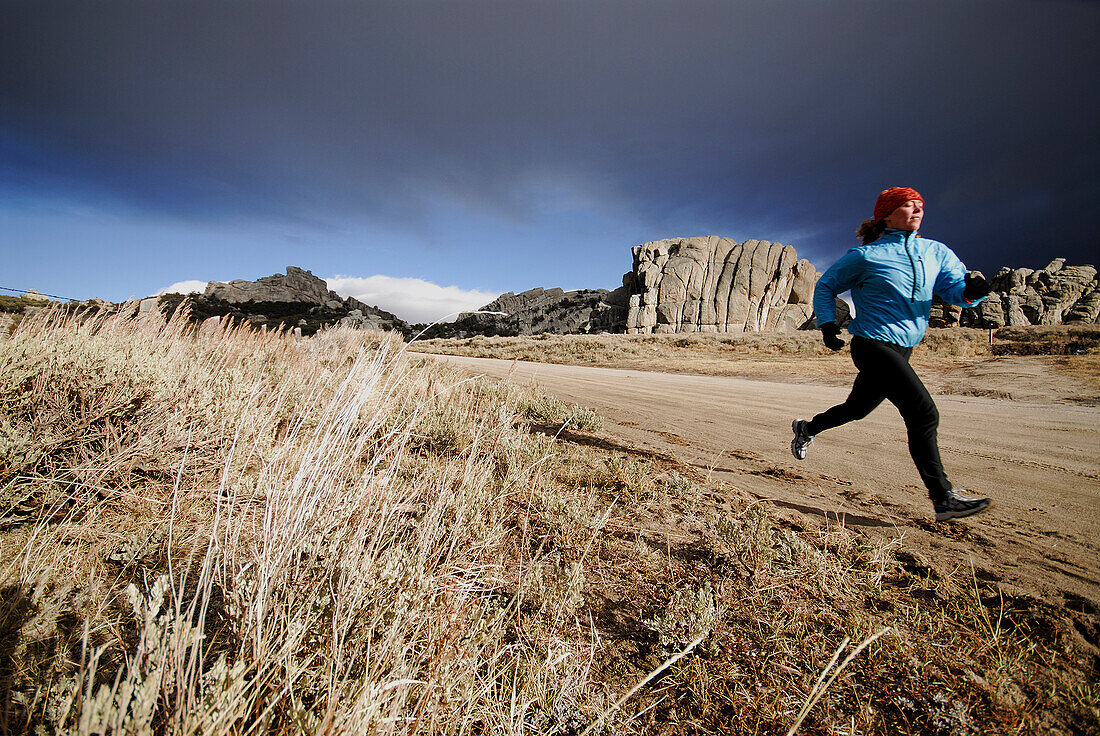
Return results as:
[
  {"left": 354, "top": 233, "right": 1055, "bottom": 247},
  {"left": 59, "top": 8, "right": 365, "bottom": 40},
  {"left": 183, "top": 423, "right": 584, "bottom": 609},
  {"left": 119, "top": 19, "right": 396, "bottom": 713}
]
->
[{"left": 428, "top": 354, "right": 1100, "bottom": 615}]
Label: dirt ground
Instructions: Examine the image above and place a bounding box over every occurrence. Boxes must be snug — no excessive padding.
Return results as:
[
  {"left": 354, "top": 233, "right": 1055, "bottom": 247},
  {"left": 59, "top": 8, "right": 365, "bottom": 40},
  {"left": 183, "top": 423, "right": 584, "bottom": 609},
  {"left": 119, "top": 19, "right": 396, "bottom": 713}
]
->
[{"left": 428, "top": 353, "right": 1100, "bottom": 622}]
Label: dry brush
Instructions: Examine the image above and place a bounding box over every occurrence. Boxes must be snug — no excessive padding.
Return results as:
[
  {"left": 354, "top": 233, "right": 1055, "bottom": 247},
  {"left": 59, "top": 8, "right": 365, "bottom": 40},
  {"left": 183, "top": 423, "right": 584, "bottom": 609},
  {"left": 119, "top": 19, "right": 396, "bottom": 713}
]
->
[{"left": 0, "top": 310, "right": 1095, "bottom": 735}]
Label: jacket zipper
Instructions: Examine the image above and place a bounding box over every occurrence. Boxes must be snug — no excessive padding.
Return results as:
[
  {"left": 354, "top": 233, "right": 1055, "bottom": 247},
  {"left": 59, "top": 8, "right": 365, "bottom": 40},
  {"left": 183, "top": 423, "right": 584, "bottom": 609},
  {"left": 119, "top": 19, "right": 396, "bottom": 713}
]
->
[{"left": 904, "top": 232, "right": 918, "bottom": 302}]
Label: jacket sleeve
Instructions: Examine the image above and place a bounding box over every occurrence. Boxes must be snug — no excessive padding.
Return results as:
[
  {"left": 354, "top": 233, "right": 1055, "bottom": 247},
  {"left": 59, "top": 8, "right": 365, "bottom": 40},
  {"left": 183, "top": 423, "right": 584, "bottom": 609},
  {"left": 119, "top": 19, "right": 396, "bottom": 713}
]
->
[
  {"left": 932, "top": 242, "right": 982, "bottom": 307},
  {"left": 813, "top": 249, "right": 864, "bottom": 326}
]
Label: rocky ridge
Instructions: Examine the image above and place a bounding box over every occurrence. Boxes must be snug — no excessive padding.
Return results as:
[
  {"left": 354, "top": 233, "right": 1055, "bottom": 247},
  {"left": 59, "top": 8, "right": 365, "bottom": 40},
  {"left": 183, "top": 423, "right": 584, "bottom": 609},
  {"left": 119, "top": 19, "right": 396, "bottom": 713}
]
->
[
  {"left": 417, "top": 287, "right": 630, "bottom": 339},
  {"left": 157, "top": 267, "right": 410, "bottom": 336},
  {"left": 451, "top": 238, "right": 1092, "bottom": 337},
  {"left": 61, "top": 247, "right": 1094, "bottom": 340},
  {"left": 204, "top": 266, "right": 346, "bottom": 307},
  {"left": 932, "top": 258, "right": 1100, "bottom": 328}
]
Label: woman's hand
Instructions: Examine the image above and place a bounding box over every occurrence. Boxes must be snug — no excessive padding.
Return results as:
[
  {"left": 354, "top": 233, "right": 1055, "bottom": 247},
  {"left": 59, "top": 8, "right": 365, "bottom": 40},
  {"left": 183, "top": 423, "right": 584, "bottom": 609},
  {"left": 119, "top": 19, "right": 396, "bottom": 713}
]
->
[
  {"left": 820, "top": 322, "right": 845, "bottom": 351},
  {"left": 964, "top": 273, "right": 991, "bottom": 301}
]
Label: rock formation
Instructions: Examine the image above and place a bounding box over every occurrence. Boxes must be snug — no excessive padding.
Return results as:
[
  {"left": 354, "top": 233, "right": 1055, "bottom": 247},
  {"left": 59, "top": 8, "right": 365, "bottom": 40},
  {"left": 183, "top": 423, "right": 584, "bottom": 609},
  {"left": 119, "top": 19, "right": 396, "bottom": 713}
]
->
[
  {"left": 479, "top": 288, "right": 625, "bottom": 334},
  {"left": 622, "top": 237, "right": 823, "bottom": 334},
  {"left": 932, "top": 259, "right": 1100, "bottom": 328},
  {"left": 421, "top": 287, "right": 630, "bottom": 339},
  {"left": 22, "top": 289, "right": 50, "bottom": 303},
  {"left": 139, "top": 253, "right": 1097, "bottom": 342},
  {"left": 205, "top": 266, "right": 345, "bottom": 307},
  {"left": 159, "top": 267, "right": 410, "bottom": 336},
  {"left": 424, "top": 237, "right": 849, "bottom": 338}
]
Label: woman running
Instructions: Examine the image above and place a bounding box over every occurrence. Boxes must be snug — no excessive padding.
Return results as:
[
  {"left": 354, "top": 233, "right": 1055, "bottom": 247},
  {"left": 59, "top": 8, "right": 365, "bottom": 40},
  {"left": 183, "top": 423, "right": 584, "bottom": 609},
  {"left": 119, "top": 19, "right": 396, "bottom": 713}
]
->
[{"left": 791, "top": 186, "right": 993, "bottom": 521}]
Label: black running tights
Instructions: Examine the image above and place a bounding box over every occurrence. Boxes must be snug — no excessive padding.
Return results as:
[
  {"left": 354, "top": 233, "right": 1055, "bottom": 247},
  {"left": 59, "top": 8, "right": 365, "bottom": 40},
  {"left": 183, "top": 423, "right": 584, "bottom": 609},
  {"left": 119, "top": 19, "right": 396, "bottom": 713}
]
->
[{"left": 804, "top": 336, "right": 952, "bottom": 500}]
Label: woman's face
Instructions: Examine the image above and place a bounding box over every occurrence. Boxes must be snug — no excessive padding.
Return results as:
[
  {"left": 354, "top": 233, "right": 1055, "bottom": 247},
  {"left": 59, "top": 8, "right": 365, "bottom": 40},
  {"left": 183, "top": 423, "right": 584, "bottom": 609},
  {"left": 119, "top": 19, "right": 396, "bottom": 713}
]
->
[{"left": 884, "top": 199, "right": 924, "bottom": 231}]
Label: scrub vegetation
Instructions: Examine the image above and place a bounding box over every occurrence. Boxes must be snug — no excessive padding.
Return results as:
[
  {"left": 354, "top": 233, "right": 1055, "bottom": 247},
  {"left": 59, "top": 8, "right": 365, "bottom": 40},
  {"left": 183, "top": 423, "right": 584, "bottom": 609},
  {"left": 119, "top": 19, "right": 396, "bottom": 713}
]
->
[
  {"left": 0, "top": 296, "right": 30, "bottom": 314},
  {"left": 1, "top": 309, "right": 1096, "bottom": 734},
  {"left": 410, "top": 326, "right": 1100, "bottom": 389}
]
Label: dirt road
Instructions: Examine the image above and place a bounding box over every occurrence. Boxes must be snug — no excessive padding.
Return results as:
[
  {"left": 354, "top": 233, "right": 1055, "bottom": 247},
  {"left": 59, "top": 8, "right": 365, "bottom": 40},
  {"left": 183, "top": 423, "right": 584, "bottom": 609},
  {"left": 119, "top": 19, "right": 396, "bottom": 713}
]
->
[{"left": 430, "top": 354, "right": 1100, "bottom": 609}]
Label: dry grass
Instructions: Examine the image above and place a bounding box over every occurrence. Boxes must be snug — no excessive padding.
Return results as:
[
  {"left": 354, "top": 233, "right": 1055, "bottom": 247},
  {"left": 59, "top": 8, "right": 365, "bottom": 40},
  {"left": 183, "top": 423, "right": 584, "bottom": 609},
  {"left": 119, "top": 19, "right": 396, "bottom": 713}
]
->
[
  {"left": 991, "top": 326, "right": 1100, "bottom": 390},
  {"left": 1, "top": 309, "right": 608, "bottom": 734},
  {"left": 515, "top": 436, "right": 1099, "bottom": 734},
  {"left": 411, "top": 326, "right": 1100, "bottom": 394},
  {"left": 991, "top": 324, "right": 1100, "bottom": 355},
  {"left": 1053, "top": 356, "right": 1100, "bottom": 389},
  {"left": 408, "top": 330, "right": 999, "bottom": 383},
  {"left": 1, "top": 309, "right": 1096, "bottom": 734}
]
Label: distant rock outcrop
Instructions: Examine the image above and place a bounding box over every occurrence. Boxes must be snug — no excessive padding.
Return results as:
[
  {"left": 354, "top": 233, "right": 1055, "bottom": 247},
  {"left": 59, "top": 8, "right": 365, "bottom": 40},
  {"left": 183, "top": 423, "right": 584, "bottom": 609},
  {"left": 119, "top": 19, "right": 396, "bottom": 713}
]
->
[
  {"left": 205, "top": 266, "right": 344, "bottom": 307},
  {"left": 421, "top": 287, "right": 630, "bottom": 339},
  {"left": 932, "top": 259, "right": 1100, "bottom": 328},
  {"left": 160, "top": 267, "right": 410, "bottom": 336},
  {"left": 478, "top": 288, "right": 626, "bottom": 334},
  {"left": 623, "top": 237, "right": 830, "bottom": 334}
]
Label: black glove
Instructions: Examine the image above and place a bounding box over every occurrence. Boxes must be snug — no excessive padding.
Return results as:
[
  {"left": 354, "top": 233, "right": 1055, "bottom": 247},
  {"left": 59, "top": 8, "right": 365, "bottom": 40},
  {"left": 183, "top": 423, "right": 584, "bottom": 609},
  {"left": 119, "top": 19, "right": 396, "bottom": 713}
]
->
[
  {"left": 964, "top": 273, "right": 991, "bottom": 301},
  {"left": 820, "top": 322, "right": 845, "bottom": 351}
]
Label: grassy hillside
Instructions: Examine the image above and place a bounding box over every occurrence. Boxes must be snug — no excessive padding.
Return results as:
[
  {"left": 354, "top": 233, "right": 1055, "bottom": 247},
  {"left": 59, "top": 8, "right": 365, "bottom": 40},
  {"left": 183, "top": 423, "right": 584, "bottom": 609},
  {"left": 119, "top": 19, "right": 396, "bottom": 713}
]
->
[{"left": 1, "top": 311, "right": 1095, "bottom": 734}]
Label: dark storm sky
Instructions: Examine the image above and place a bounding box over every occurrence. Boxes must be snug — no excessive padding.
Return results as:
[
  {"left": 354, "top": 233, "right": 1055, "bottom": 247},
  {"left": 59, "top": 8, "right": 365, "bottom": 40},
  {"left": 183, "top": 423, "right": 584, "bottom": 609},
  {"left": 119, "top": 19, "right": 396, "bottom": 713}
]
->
[{"left": 1, "top": 0, "right": 1097, "bottom": 307}]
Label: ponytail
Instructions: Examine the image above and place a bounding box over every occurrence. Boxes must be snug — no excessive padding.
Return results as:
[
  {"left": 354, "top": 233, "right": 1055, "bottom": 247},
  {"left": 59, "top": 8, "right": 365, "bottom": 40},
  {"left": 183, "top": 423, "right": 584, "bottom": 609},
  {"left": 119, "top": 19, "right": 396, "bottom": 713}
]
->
[{"left": 856, "top": 218, "right": 886, "bottom": 245}]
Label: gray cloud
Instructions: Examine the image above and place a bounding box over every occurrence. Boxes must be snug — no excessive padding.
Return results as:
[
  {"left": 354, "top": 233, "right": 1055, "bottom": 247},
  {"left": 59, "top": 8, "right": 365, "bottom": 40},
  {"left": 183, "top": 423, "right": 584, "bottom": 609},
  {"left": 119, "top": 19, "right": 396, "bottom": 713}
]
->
[{"left": 3, "top": 0, "right": 1098, "bottom": 276}]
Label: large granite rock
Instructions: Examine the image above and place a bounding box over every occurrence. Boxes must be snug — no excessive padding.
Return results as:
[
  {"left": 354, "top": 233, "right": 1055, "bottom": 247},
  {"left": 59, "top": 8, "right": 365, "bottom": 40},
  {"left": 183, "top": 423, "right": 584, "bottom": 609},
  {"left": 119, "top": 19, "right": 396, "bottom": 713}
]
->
[
  {"left": 956, "top": 259, "right": 1099, "bottom": 328},
  {"left": 623, "top": 237, "right": 825, "bottom": 334},
  {"left": 1064, "top": 287, "right": 1100, "bottom": 324}
]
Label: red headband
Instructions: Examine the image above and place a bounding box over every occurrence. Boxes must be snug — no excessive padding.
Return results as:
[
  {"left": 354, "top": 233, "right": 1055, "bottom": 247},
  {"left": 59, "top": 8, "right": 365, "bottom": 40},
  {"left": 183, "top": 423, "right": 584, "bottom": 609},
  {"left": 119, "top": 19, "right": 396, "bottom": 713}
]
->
[{"left": 874, "top": 187, "right": 923, "bottom": 221}]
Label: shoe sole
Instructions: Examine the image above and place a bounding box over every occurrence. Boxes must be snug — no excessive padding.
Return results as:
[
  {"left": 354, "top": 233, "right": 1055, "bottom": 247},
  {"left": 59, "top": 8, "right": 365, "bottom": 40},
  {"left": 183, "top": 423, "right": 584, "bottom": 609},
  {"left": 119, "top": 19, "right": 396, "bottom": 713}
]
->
[{"left": 935, "top": 498, "right": 993, "bottom": 521}]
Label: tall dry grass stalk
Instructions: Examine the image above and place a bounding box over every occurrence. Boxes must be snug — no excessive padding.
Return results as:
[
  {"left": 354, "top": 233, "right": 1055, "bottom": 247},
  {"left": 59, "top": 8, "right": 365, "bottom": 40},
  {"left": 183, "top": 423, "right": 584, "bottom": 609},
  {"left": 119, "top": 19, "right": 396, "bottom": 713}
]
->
[{"left": 0, "top": 308, "right": 607, "bottom": 734}]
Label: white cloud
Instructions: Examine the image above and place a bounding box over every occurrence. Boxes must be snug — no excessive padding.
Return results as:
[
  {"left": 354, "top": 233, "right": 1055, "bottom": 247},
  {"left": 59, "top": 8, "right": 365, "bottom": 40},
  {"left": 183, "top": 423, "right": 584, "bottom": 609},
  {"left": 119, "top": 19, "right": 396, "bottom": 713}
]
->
[
  {"left": 325, "top": 275, "right": 500, "bottom": 324},
  {"left": 156, "top": 280, "right": 207, "bottom": 296}
]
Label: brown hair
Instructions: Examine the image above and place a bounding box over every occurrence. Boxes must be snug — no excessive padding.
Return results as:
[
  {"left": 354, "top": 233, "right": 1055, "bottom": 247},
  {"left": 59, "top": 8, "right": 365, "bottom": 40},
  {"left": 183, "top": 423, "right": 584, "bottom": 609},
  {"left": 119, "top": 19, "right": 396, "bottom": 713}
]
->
[{"left": 856, "top": 218, "right": 886, "bottom": 245}]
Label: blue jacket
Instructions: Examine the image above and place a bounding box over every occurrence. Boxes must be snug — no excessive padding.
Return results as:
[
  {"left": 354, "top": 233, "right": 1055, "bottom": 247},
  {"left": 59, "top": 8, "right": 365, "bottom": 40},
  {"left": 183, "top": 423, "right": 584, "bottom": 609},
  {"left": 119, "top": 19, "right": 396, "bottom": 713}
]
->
[{"left": 813, "top": 229, "right": 983, "bottom": 348}]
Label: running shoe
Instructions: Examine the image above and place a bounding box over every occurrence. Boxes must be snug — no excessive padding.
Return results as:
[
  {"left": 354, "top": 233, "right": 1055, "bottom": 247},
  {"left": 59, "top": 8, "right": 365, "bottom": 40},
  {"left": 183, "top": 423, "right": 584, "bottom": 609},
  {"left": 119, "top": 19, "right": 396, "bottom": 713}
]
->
[
  {"left": 934, "top": 488, "right": 992, "bottom": 521},
  {"left": 790, "top": 419, "right": 815, "bottom": 460}
]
